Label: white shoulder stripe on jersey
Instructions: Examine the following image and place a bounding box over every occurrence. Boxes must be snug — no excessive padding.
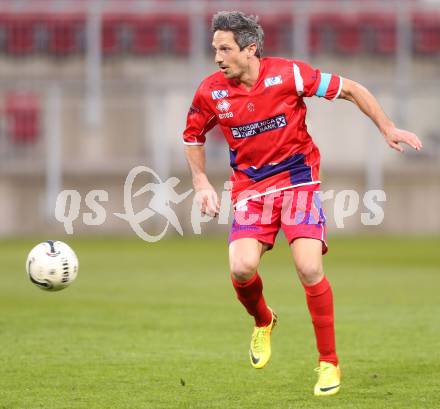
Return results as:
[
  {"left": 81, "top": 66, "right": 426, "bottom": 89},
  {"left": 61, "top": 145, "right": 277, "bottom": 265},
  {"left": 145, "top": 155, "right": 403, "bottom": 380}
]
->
[
  {"left": 331, "top": 76, "right": 344, "bottom": 101},
  {"left": 293, "top": 63, "right": 304, "bottom": 95}
]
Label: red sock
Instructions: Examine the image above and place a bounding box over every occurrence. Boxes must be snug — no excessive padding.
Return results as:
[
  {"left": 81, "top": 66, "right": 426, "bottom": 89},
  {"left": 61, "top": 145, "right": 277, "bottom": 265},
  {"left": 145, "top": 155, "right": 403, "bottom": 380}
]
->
[
  {"left": 231, "top": 273, "right": 272, "bottom": 327},
  {"left": 303, "top": 276, "right": 338, "bottom": 366}
]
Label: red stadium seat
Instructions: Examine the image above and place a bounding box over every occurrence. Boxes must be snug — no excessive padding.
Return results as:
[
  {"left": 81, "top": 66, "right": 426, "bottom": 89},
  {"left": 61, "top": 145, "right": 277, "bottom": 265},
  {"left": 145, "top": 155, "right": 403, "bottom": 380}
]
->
[
  {"left": 335, "top": 15, "right": 362, "bottom": 54},
  {"left": 359, "top": 14, "right": 397, "bottom": 55},
  {"left": 413, "top": 13, "right": 440, "bottom": 55},
  {"left": 45, "top": 12, "right": 85, "bottom": 56},
  {"left": 309, "top": 13, "right": 341, "bottom": 54},
  {"left": 261, "top": 14, "right": 293, "bottom": 55},
  {"left": 127, "top": 14, "right": 190, "bottom": 56},
  {"left": 158, "top": 14, "right": 190, "bottom": 55},
  {"left": 102, "top": 13, "right": 123, "bottom": 56},
  {"left": 4, "top": 91, "right": 40, "bottom": 143},
  {"left": 310, "top": 13, "right": 362, "bottom": 55},
  {"left": 126, "top": 14, "right": 161, "bottom": 55},
  {"left": 3, "top": 13, "right": 38, "bottom": 56}
]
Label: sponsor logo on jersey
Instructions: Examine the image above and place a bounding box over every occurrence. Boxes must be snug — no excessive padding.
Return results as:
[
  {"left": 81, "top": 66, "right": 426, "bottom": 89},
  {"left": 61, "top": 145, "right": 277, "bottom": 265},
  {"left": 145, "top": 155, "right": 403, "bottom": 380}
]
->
[
  {"left": 216, "top": 99, "right": 233, "bottom": 119},
  {"left": 264, "top": 75, "right": 283, "bottom": 87},
  {"left": 230, "top": 114, "right": 287, "bottom": 139},
  {"left": 216, "top": 100, "right": 231, "bottom": 112},
  {"left": 219, "top": 112, "right": 233, "bottom": 119},
  {"left": 212, "top": 89, "right": 229, "bottom": 100}
]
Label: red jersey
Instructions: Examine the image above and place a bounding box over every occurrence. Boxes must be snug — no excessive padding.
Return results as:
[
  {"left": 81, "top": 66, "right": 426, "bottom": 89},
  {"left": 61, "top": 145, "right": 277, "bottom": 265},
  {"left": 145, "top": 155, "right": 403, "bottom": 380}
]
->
[{"left": 183, "top": 57, "right": 342, "bottom": 207}]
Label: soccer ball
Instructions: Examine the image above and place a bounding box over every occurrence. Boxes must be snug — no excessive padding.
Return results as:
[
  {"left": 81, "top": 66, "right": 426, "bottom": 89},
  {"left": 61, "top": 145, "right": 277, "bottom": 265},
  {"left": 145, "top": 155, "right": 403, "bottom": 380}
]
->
[{"left": 26, "top": 240, "right": 79, "bottom": 291}]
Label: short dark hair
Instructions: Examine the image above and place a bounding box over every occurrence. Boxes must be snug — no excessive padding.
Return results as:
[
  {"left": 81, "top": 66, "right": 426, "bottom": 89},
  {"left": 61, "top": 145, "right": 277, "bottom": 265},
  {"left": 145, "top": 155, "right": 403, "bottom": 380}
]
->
[{"left": 211, "top": 11, "right": 264, "bottom": 58}]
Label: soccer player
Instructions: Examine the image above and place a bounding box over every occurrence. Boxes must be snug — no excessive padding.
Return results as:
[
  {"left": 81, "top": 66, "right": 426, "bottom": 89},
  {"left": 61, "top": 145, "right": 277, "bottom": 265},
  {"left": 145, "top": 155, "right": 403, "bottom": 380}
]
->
[{"left": 183, "top": 11, "right": 422, "bottom": 396}]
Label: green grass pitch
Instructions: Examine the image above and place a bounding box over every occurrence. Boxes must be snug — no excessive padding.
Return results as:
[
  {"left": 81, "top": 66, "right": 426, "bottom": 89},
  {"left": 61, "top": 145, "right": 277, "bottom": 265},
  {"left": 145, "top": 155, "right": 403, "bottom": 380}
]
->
[{"left": 0, "top": 236, "right": 439, "bottom": 409}]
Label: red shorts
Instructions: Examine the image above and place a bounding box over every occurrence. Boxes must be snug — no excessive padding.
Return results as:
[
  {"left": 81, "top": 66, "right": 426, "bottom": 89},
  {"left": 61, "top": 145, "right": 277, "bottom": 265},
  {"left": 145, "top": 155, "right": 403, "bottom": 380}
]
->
[{"left": 229, "top": 184, "right": 328, "bottom": 254}]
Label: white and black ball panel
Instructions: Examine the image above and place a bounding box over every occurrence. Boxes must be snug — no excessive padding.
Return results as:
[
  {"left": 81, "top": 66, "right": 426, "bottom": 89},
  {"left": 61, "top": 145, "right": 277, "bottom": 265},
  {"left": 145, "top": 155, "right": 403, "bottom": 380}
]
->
[{"left": 26, "top": 240, "right": 79, "bottom": 291}]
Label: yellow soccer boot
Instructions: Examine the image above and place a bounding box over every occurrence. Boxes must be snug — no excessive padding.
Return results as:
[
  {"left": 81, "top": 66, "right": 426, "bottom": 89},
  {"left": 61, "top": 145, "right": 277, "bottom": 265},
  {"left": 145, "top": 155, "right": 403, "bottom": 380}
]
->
[
  {"left": 314, "top": 361, "right": 341, "bottom": 396},
  {"left": 249, "top": 309, "right": 277, "bottom": 369}
]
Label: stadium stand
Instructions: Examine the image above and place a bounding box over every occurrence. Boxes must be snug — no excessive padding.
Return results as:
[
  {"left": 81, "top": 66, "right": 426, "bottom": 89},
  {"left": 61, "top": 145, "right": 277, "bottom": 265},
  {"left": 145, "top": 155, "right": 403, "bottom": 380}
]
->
[{"left": 0, "top": 9, "right": 439, "bottom": 57}]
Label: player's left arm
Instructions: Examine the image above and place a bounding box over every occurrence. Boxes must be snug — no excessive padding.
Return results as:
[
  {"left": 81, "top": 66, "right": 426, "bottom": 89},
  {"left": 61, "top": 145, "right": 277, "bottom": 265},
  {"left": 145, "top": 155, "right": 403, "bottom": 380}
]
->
[{"left": 338, "top": 78, "right": 422, "bottom": 152}]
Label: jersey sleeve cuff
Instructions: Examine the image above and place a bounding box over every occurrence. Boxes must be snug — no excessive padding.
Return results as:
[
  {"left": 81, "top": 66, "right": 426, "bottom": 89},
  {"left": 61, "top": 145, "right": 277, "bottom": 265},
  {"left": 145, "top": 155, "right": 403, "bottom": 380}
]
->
[
  {"left": 330, "top": 76, "right": 343, "bottom": 101},
  {"left": 183, "top": 141, "right": 205, "bottom": 146}
]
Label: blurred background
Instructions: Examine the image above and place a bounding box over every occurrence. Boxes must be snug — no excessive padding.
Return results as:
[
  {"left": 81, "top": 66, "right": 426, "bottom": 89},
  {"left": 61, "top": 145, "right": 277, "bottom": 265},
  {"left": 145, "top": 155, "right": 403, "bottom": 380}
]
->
[{"left": 0, "top": 0, "right": 438, "bottom": 238}]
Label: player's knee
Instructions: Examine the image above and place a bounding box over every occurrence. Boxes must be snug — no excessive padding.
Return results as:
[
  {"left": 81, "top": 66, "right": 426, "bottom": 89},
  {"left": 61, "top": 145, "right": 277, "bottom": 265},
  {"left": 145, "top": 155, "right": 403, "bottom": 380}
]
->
[
  {"left": 230, "top": 254, "right": 259, "bottom": 282},
  {"left": 296, "top": 262, "right": 323, "bottom": 285}
]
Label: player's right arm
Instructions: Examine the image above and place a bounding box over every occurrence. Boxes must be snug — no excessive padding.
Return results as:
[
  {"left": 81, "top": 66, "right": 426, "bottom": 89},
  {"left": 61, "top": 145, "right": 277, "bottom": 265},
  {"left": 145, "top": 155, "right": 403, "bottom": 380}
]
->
[{"left": 183, "top": 85, "right": 220, "bottom": 217}]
